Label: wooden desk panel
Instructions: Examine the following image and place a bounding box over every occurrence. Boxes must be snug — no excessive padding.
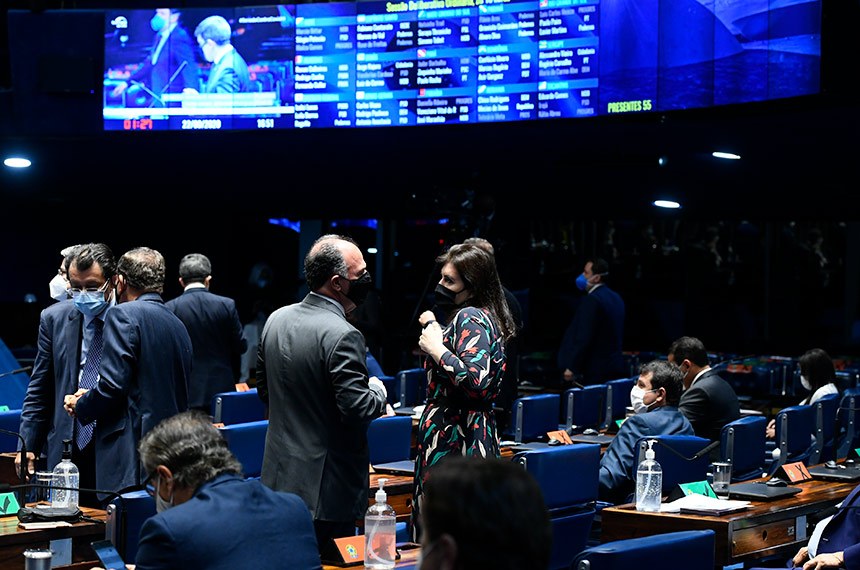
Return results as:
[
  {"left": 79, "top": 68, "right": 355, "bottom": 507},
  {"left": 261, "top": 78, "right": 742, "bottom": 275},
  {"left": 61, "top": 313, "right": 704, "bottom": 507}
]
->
[
  {"left": 0, "top": 506, "right": 106, "bottom": 570},
  {"left": 600, "top": 477, "right": 856, "bottom": 566}
]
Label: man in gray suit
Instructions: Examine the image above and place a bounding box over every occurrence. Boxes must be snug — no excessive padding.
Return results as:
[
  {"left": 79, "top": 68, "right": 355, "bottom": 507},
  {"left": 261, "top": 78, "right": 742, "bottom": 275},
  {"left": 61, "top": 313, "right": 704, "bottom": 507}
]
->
[
  {"left": 166, "top": 253, "right": 247, "bottom": 412},
  {"left": 257, "top": 234, "right": 388, "bottom": 553},
  {"left": 65, "top": 247, "right": 192, "bottom": 499}
]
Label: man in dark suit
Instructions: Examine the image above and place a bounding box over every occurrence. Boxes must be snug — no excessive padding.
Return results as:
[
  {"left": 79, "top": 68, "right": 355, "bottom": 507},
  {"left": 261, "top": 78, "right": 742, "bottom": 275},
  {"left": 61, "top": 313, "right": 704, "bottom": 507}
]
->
[
  {"left": 65, "top": 247, "right": 192, "bottom": 498},
  {"left": 668, "top": 336, "right": 740, "bottom": 444},
  {"left": 134, "top": 410, "right": 321, "bottom": 570},
  {"left": 557, "top": 257, "right": 626, "bottom": 386},
  {"left": 18, "top": 244, "right": 117, "bottom": 501},
  {"left": 166, "top": 253, "right": 247, "bottom": 413},
  {"left": 257, "top": 234, "right": 388, "bottom": 552},
  {"left": 194, "top": 15, "right": 251, "bottom": 94},
  {"left": 111, "top": 8, "right": 200, "bottom": 105}
]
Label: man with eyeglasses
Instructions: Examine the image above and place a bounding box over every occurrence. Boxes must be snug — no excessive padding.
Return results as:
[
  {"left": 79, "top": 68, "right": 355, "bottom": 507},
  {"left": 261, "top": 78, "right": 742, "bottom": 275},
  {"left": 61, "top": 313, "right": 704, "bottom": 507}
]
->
[
  {"left": 64, "top": 246, "right": 192, "bottom": 502},
  {"left": 19, "top": 243, "right": 117, "bottom": 506}
]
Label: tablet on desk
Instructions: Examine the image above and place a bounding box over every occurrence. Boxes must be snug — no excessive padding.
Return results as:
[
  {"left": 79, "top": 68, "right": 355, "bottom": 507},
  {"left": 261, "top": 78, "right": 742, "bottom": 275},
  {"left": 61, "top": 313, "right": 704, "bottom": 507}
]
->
[
  {"left": 807, "top": 463, "right": 860, "bottom": 482},
  {"left": 371, "top": 460, "right": 415, "bottom": 476},
  {"left": 568, "top": 434, "right": 614, "bottom": 446},
  {"left": 728, "top": 482, "right": 803, "bottom": 501},
  {"left": 91, "top": 539, "right": 126, "bottom": 570}
]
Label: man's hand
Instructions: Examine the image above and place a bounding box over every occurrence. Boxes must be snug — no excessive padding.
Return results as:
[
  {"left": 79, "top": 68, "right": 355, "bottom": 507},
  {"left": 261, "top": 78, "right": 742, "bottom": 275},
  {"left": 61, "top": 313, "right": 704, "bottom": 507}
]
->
[
  {"left": 63, "top": 389, "right": 88, "bottom": 417},
  {"left": 14, "top": 451, "right": 36, "bottom": 479},
  {"left": 792, "top": 546, "right": 810, "bottom": 567},
  {"left": 111, "top": 81, "right": 129, "bottom": 97},
  {"left": 802, "top": 552, "right": 844, "bottom": 569},
  {"left": 368, "top": 376, "right": 388, "bottom": 400}
]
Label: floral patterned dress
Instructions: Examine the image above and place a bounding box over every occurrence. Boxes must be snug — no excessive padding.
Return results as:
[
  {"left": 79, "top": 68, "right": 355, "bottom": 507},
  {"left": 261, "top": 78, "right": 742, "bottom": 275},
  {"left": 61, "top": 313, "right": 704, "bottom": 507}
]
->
[{"left": 410, "top": 305, "right": 506, "bottom": 541}]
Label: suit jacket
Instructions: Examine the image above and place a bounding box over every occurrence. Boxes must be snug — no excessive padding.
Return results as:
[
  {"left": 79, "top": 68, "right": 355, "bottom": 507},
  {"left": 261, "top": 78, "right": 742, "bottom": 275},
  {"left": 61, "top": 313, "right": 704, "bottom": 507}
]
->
[
  {"left": 135, "top": 473, "right": 321, "bottom": 570},
  {"left": 166, "top": 288, "right": 247, "bottom": 410},
  {"left": 598, "top": 406, "right": 694, "bottom": 504},
  {"left": 130, "top": 25, "right": 199, "bottom": 95},
  {"left": 557, "top": 284, "right": 626, "bottom": 385},
  {"left": 678, "top": 368, "right": 741, "bottom": 443},
  {"left": 19, "top": 300, "right": 82, "bottom": 471},
  {"left": 257, "top": 293, "right": 387, "bottom": 522},
  {"left": 75, "top": 293, "right": 192, "bottom": 495},
  {"left": 203, "top": 48, "right": 250, "bottom": 94}
]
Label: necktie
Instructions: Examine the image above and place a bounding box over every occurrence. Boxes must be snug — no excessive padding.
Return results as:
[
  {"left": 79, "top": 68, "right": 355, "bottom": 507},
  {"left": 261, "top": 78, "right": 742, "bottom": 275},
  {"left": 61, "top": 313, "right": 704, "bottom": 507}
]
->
[{"left": 76, "top": 319, "right": 103, "bottom": 450}]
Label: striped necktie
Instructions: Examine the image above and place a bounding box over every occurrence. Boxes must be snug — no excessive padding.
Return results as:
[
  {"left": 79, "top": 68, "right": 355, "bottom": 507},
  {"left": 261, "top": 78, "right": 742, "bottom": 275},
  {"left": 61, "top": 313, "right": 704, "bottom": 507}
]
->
[{"left": 76, "top": 319, "right": 103, "bottom": 450}]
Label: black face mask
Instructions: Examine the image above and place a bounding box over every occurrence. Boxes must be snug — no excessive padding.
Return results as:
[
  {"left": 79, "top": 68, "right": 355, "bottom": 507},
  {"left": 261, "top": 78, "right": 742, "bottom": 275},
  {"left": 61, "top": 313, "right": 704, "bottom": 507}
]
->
[
  {"left": 344, "top": 272, "right": 373, "bottom": 305},
  {"left": 434, "top": 284, "right": 461, "bottom": 311}
]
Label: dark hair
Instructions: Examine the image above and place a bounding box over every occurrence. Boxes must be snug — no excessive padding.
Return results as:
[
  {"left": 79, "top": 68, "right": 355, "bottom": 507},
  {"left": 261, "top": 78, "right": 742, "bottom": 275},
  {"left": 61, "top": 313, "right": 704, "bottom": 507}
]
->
[
  {"left": 421, "top": 455, "right": 552, "bottom": 570},
  {"left": 67, "top": 243, "right": 116, "bottom": 280},
  {"left": 117, "top": 246, "right": 166, "bottom": 293},
  {"left": 668, "top": 336, "right": 709, "bottom": 368},
  {"left": 435, "top": 243, "right": 516, "bottom": 341},
  {"left": 798, "top": 348, "right": 839, "bottom": 394},
  {"left": 304, "top": 234, "right": 355, "bottom": 291},
  {"left": 462, "top": 237, "right": 494, "bottom": 257},
  {"left": 639, "top": 359, "right": 685, "bottom": 406},
  {"left": 588, "top": 257, "right": 610, "bottom": 279},
  {"left": 139, "top": 410, "right": 242, "bottom": 490},
  {"left": 178, "top": 253, "right": 212, "bottom": 283}
]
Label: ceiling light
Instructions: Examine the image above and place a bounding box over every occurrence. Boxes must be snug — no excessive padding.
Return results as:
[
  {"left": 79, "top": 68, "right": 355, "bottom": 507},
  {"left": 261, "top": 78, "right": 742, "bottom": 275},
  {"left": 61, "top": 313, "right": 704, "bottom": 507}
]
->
[
  {"left": 4, "top": 157, "right": 32, "bottom": 168},
  {"left": 653, "top": 200, "right": 681, "bottom": 209},
  {"left": 712, "top": 151, "right": 741, "bottom": 160}
]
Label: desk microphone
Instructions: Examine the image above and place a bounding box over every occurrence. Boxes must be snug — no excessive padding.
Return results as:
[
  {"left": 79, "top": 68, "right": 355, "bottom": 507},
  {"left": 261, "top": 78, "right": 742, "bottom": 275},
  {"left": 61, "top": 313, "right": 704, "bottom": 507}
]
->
[
  {"left": 129, "top": 81, "right": 164, "bottom": 107},
  {"left": 0, "top": 366, "right": 32, "bottom": 379}
]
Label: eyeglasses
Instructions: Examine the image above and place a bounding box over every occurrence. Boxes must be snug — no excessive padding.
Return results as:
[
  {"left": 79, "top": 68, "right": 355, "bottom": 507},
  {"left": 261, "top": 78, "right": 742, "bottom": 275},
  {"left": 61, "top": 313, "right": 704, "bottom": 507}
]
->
[
  {"left": 69, "top": 280, "right": 110, "bottom": 297},
  {"left": 144, "top": 474, "right": 157, "bottom": 497}
]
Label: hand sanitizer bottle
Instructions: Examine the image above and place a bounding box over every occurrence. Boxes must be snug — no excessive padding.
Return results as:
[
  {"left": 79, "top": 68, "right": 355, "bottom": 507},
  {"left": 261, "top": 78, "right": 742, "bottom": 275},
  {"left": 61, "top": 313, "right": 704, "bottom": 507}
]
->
[
  {"left": 636, "top": 439, "right": 662, "bottom": 512},
  {"left": 51, "top": 439, "right": 79, "bottom": 509},
  {"left": 365, "top": 478, "right": 396, "bottom": 569}
]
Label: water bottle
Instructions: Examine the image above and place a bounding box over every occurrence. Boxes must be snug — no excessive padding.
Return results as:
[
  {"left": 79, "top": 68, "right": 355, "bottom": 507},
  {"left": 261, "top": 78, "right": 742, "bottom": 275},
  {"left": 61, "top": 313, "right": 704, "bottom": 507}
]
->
[
  {"left": 51, "top": 439, "right": 79, "bottom": 509},
  {"left": 365, "top": 478, "right": 396, "bottom": 569},
  {"left": 635, "top": 439, "right": 662, "bottom": 512}
]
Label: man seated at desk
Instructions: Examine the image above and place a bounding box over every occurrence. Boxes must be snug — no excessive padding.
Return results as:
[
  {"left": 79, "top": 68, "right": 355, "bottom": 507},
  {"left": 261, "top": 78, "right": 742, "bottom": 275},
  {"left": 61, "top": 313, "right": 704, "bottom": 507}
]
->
[{"left": 598, "top": 360, "right": 694, "bottom": 505}]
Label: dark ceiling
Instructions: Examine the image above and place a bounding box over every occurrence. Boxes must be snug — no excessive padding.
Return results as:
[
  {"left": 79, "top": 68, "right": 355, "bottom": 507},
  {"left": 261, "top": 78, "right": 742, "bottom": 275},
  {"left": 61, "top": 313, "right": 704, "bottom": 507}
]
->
[{"left": 1, "top": 0, "right": 858, "bottom": 223}]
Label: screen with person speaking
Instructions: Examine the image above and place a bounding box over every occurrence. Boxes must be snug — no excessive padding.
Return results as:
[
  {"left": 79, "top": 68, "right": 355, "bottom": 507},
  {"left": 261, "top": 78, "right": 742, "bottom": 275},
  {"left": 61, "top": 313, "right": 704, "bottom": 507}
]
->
[{"left": 102, "top": 0, "right": 822, "bottom": 131}]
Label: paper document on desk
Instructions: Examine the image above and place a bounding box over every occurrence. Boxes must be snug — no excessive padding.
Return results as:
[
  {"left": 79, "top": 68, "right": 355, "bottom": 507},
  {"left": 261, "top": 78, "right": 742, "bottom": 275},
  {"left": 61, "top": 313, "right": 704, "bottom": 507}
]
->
[{"left": 662, "top": 493, "right": 751, "bottom": 515}]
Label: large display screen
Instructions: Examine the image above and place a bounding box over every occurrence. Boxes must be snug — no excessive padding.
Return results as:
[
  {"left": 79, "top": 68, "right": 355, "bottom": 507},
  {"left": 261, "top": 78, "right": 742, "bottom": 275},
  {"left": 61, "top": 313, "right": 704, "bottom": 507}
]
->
[{"left": 103, "top": 0, "right": 821, "bottom": 131}]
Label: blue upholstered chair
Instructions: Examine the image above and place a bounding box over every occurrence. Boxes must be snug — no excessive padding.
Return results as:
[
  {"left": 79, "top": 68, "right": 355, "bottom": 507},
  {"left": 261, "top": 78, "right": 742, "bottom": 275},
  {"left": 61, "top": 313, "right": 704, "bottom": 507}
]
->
[
  {"left": 837, "top": 387, "right": 860, "bottom": 458},
  {"left": 0, "top": 408, "right": 21, "bottom": 452},
  {"left": 367, "top": 415, "right": 412, "bottom": 466},
  {"left": 563, "top": 384, "right": 607, "bottom": 432},
  {"left": 514, "top": 443, "right": 601, "bottom": 570},
  {"left": 572, "top": 529, "right": 716, "bottom": 570},
  {"left": 635, "top": 435, "right": 712, "bottom": 494},
  {"left": 397, "top": 368, "right": 427, "bottom": 408},
  {"left": 218, "top": 420, "right": 268, "bottom": 479},
  {"left": 211, "top": 389, "right": 266, "bottom": 425},
  {"left": 720, "top": 415, "right": 768, "bottom": 482},
  {"left": 604, "top": 377, "right": 635, "bottom": 428},
  {"left": 507, "top": 393, "right": 561, "bottom": 444},
  {"left": 366, "top": 351, "right": 397, "bottom": 405},
  {"left": 766, "top": 404, "right": 816, "bottom": 476},
  {"left": 105, "top": 489, "right": 156, "bottom": 562},
  {"left": 812, "top": 392, "right": 841, "bottom": 464}
]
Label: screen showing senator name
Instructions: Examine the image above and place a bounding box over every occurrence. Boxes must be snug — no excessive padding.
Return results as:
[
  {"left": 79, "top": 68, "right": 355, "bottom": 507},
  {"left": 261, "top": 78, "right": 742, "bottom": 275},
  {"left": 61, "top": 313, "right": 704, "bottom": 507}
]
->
[{"left": 102, "top": 0, "right": 821, "bottom": 131}]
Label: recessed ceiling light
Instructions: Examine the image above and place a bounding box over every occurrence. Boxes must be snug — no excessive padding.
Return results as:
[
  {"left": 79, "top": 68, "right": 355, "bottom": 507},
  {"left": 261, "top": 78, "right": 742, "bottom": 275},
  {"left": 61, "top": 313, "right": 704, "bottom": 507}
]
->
[
  {"left": 4, "top": 157, "right": 32, "bottom": 168},
  {"left": 653, "top": 200, "right": 681, "bottom": 209},
  {"left": 712, "top": 151, "right": 741, "bottom": 160}
]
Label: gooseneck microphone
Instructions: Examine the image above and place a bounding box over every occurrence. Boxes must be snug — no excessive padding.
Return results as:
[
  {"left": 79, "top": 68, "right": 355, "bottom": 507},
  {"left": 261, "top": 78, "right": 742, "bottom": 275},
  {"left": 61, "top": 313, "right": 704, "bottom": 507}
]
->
[{"left": 0, "top": 366, "right": 32, "bottom": 379}]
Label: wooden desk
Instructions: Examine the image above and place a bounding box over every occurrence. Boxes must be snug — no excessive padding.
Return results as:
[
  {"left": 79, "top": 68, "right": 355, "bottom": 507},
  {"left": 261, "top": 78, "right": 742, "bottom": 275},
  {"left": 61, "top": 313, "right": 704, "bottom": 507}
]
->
[
  {"left": 0, "top": 506, "right": 107, "bottom": 570},
  {"left": 600, "top": 477, "right": 856, "bottom": 567},
  {"left": 323, "top": 544, "right": 420, "bottom": 569}
]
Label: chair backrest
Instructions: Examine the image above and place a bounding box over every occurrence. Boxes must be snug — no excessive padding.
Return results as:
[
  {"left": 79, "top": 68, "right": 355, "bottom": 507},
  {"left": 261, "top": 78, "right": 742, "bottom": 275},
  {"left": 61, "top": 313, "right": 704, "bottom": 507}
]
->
[
  {"left": 838, "top": 387, "right": 860, "bottom": 458},
  {"left": 218, "top": 420, "right": 268, "bottom": 479},
  {"left": 211, "top": 389, "right": 266, "bottom": 425},
  {"left": 510, "top": 393, "right": 561, "bottom": 443},
  {"left": 604, "top": 377, "right": 635, "bottom": 424},
  {"left": 769, "top": 404, "right": 816, "bottom": 475},
  {"left": 398, "top": 368, "right": 427, "bottom": 408},
  {"left": 563, "top": 385, "right": 607, "bottom": 431},
  {"left": 720, "top": 415, "right": 767, "bottom": 482},
  {"left": 514, "top": 443, "right": 601, "bottom": 570},
  {"left": 367, "top": 415, "right": 412, "bottom": 465},
  {"left": 0, "top": 338, "right": 30, "bottom": 410},
  {"left": 366, "top": 350, "right": 385, "bottom": 377},
  {"left": 0, "top": 408, "right": 21, "bottom": 452},
  {"left": 572, "top": 529, "right": 716, "bottom": 570},
  {"left": 635, "top": 435, "right": 712, "bottom": 493},
  {"left": 812, "top": 392, "right": 841, "bottom": 464},
  {"left": 105, "top": 489, "right": 156, "bottom": 562}
]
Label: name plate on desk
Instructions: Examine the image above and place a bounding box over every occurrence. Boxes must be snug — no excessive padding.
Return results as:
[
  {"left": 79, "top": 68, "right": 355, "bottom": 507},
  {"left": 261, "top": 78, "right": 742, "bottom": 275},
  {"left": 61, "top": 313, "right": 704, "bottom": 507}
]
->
[
  {"left": 775, "top": 461, "right": 812, "bottom": 483},
  {"left": 667, "top": 480, "right": 717, "bottom": 502}
]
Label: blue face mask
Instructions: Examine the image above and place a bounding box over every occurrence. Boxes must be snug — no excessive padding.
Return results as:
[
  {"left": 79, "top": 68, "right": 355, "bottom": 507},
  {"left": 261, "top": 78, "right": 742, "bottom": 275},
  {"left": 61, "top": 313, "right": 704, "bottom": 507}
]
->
[
  {"left": 575, "top": 273, "right": 589, "bottom": 291},
  {"left": 150, "top": 14, "right": 166, "bottom": 32},
  {"left": 72, "top": 290, "right": 110, "bottom": 318}
]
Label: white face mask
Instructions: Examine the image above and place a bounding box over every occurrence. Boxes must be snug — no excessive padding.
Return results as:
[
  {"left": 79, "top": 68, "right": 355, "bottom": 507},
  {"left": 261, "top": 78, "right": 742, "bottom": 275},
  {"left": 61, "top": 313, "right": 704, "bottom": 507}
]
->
[
  {"left": 155, "top": 475, "right": 174, "bottom": 513},
  {"left": 800, "top": 375, "right": 811, "bottom": 391},
  {"left": 630, "top": 385, "right": 658, "bottom": 414},
  {"left": 49, "top": 274, "right": 69, "bottom": 301}
]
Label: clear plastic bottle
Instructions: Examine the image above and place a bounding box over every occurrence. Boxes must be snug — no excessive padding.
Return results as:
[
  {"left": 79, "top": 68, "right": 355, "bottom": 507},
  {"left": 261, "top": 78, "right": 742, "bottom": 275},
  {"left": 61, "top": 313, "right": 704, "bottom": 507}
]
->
[
  {"left": 365, "top": 478, "right": 396, "bottom": 569},
  {"left": 635, "top": 439, "right": 662, "bottom": 512},
  {"left": 51, "top": 439, "right": 79, "bottom": 509}
]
